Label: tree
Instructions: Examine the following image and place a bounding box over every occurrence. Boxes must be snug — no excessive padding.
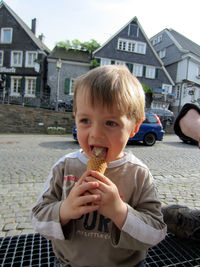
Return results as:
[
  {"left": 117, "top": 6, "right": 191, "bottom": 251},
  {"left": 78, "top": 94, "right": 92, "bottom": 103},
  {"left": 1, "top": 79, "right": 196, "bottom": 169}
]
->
[{"left": 56, "top": 39, "right": 100, "bottom": 54}]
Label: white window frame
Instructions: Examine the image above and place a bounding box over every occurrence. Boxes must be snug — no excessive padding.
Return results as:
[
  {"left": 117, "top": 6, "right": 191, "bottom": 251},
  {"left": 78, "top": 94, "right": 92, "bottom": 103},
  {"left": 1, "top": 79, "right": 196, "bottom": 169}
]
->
[
  {"left": 0, "top": 51, "right": 3, "bottom": 66},
  {"left": 101, "top": 58, "right": 111, "bottom": 66},
  {"left": 159, "top": 49, "right": 166, "bottom": 59},
  {"left": 146, "top": 66, "right": 156, "bottom": 79},
  {"left": 136, "top": 42, "right": 146, "bottom": 54},
  {"left": 10, "top": 76, "right": 22, "bottom": 96},
  {"left": 11, "top": 51, "right": 23, "bottom": 67},
  {"left": 1, "top": 28, "right": 13, "bottom": 43},
  {"left": 25, "top": 77, "right": 36, "bottom": 97},
  {"left": 25, "top": 51, "right": 37, "bottom": 67},
  {"left": 118, "top": 39, "right": 146, "bottom": 54},
  {"left": 152, "top": 34, "right": 162, "bottom": 46},
  {"left": 133, "top": 64, "right": 143, "bottom": 77},
  {"left": 128, "top": 24, "right": 139, "bottom": 37}
]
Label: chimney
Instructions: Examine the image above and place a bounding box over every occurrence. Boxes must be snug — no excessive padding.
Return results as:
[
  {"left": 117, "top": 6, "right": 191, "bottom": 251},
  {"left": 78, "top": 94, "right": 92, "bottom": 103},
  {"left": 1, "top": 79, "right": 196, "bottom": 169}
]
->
[
  {"left": 38, "top": 33, "right": 44, "bottom": 42},
  {"left": 31, "top": 18, "right": 36, "bottom": 35}
]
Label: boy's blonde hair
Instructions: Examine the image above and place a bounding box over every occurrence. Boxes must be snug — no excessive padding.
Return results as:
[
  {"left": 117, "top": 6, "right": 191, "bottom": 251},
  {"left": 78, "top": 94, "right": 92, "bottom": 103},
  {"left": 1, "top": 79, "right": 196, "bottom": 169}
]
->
[{"left": 73, "top": 65, "right": 145, "bottom": 124}]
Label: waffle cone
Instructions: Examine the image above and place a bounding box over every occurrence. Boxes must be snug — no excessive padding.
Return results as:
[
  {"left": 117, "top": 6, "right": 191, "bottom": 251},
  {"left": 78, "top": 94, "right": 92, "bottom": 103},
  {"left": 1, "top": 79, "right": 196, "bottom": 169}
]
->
[{"left": 87, "top": 156, "right": 107, "bottom": 174}]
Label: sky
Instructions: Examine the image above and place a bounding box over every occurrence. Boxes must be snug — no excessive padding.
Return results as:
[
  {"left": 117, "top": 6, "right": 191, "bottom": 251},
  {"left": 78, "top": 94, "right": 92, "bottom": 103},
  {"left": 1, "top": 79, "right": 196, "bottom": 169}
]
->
[{"left": 4, "top": 0, "right": 200, "bottom": 50}]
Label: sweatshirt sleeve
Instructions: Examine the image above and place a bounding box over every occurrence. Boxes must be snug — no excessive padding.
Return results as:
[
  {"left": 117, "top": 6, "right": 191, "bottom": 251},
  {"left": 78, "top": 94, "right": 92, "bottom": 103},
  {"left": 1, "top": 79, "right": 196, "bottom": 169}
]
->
[
  {"left": 31, "top": 159, "right": 73, "bottom": 240},
  {"left": 111, "top": 167, "right": 167, "bottom": 250}
]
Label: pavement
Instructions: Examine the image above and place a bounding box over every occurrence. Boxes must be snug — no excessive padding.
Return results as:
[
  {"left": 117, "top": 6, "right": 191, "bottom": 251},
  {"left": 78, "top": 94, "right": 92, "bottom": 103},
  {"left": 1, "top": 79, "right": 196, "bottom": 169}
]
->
[{"left": 0, "top": 134, "right": 200, "bottom": 237}]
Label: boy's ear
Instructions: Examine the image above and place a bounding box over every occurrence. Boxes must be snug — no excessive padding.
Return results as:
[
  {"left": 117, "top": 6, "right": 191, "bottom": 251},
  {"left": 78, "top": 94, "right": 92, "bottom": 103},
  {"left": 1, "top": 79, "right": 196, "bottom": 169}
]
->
[{"left": 129, "top": 120, "right": 143, "bottom": 137}]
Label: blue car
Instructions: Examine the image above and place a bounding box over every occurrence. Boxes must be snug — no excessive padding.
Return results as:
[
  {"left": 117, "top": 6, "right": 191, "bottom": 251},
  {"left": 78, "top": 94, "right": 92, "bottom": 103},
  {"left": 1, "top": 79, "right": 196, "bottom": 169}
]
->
[
  {"left": 72, "top": 112, "right": 164, "bottom": 146},
  {"left": 128, "top": 112, "right": 164, "bottom": 146}
]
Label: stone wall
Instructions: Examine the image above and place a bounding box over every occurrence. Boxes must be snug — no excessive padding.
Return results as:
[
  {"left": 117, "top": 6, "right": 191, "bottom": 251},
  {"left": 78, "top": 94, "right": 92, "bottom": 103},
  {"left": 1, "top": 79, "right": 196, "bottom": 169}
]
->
[{"left": 0, "top": 104, "right": 74, "bottom": 134}]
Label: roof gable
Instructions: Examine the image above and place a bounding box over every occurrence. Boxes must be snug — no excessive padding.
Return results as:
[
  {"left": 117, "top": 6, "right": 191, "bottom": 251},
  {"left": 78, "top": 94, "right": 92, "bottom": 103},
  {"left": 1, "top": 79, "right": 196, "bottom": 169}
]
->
[
  {"left": 0, "top": 1, "right": 50, "bottom": 53},
  {"left": 93, "top": 16, "right": 174, "bottom": 85},
  {"left": 94, "top": 17, "right": 163, "bottom": 65}
]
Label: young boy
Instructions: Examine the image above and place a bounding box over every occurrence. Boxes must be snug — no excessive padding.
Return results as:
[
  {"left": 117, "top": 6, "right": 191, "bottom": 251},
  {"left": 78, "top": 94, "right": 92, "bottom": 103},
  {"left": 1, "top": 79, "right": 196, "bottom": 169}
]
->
[{"left": 31, "top": 65, "right": 166, "bottom": 267}]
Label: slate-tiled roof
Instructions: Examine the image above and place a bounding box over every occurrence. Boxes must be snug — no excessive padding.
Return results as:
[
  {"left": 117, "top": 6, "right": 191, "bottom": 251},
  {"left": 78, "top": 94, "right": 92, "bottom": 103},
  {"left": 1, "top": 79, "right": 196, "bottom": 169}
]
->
[
  {"left": 48, "top": 46, "right": 91, "bottom": 63},
  {"left": 169, "top": 29, "right": 200, "bottom": 57},
  {"left": 0, "top": 1, "right": 50, "bottom": 53}
]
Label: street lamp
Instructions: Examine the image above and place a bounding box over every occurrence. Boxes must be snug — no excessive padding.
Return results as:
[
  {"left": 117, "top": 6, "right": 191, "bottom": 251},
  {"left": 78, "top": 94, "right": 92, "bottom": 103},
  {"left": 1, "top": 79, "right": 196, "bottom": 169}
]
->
[{"left": 56, "top": 58, "right": 62, "bottom": 111}]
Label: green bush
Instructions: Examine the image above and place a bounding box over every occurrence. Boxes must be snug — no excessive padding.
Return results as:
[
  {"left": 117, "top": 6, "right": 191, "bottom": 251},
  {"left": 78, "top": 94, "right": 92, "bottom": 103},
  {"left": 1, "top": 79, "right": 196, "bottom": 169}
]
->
[{"left": 47, "top": 127, "right": 66, "bottom": 135}]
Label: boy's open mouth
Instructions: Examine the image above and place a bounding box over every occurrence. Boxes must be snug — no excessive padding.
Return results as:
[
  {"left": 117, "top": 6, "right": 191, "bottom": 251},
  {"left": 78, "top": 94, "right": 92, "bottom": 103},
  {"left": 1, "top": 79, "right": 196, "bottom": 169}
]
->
[{"left": 90, "top": 145, "right": 108, "bottom": 159}]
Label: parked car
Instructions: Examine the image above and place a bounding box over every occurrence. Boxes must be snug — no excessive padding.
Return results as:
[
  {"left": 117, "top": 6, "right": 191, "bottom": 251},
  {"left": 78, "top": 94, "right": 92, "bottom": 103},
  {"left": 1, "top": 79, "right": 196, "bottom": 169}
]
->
[
  {"left": 50, "top": 98, "right": 73, "bottom": 112},
  {"left": 72, "top": 112, "right": 164, "bottom": 146},
  {"left": 146, "top": 108, "right": 174, "bottom": 126},
  {"left": 128, "top": 112, "right": 164, "bottom": 146}
]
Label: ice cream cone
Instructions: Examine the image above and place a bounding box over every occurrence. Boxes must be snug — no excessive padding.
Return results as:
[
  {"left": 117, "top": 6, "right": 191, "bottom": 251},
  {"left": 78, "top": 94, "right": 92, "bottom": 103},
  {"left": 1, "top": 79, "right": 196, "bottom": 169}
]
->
[{"left": 87, "top": 156, "right": 107, "bottom": 174}]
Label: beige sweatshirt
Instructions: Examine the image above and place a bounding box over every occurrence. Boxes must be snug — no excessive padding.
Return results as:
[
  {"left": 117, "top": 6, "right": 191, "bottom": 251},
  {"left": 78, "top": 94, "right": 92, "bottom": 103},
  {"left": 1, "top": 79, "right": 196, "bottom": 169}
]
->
[{"left": 31, "top": 150, "right": 166, "bottom": 267}]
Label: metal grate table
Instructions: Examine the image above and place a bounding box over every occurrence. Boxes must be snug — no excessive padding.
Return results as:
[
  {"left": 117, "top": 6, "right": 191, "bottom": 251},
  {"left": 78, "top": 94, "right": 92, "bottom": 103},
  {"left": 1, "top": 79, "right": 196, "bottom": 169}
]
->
[{"left": 0, "top": 233, "right": 200, "bottom": 266}]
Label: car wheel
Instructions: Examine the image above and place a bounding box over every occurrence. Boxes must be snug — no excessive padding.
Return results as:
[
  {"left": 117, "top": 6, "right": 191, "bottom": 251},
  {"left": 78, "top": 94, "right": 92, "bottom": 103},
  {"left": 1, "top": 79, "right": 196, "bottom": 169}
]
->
[{"left": 143, "top": 133, "right": 156, "bottom": 146}]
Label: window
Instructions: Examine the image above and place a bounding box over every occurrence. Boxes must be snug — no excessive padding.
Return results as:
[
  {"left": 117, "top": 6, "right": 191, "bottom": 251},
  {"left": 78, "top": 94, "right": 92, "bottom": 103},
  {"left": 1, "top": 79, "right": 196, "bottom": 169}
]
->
[
  {"left": 11, "top": 51, "right": 23, "bottom": 67},
  {"left": 118, "top": 39, "right": 146, "bottom": 54},
  {"left": 10, "top": 76, "right": 22, "bottom": 96},
  {"left": 25, "top": 77, "right": 36, "bottom": 97},
  {"left": 159, "top": 49, "right": 166, "bottom": 59},
  {"left": 136, "top": 42, "right": 146, "bottom": 54},
  {"left": 25, "top": 51, "right": 37, "bottom": 67},
  {"left": 128, "top": 42, "right": 135, "bottom": 52},
  {"left": 133, "top": 64, "right": 143, "bottom": 77},
  {"left": 0, "top": 51, "right": 3, "bottom": 66},
  {"left": 146, "top": 66, "right": 156, "bottom": 79},
  {"left": 128, "top": 24, "right": 139, "bottom": 37},
  {"left": 118, "top": 40, "right": 126, "bottom": 51},
  {"left": 101, "top": 58, "right": 111, "bottom": 66},
  {"left": 152, "top": 34, "right": 162, "bottom": 45},
  {"left": 1, "top": 28, "right": 13, "bottom": 43}
]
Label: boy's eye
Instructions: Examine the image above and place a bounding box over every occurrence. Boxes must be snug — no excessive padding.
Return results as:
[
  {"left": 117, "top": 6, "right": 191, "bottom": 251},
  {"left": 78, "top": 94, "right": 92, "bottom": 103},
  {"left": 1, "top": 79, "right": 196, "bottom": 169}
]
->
[
  {"left": 106, "top": 121, "right": 118, "bottom": 127},
  {"left": 80, "top": 118, "right": 89, "bottom": 124}
]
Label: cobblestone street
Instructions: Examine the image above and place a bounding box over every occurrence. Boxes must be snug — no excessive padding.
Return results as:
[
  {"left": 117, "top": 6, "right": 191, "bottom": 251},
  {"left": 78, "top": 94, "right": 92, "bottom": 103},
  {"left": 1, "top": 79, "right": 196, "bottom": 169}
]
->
[{"left": 0, "top": 134, "right": 199, "bottom": 237}]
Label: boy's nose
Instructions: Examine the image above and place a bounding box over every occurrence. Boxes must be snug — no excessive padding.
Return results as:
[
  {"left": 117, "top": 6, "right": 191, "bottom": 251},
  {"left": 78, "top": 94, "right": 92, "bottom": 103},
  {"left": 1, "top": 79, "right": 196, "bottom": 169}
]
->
[{"left": 91, "top": 124, "right": 104, "bottom": 139}]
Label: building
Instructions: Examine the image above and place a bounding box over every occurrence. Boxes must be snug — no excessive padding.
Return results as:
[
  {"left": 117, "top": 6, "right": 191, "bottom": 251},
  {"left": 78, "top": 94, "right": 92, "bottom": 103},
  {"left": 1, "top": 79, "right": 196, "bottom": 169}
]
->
[
  {"left": 93, "top": 17, "right": 174, "bottom": 109},
  {"left": 151, "top": 29, "right": 200, "bottom": 114},
  {"left": 0, "top": 1, "right": 50, "bottom": 107},
  {"left": 47, "top": 46, "right": 91, "bottom": 108}
]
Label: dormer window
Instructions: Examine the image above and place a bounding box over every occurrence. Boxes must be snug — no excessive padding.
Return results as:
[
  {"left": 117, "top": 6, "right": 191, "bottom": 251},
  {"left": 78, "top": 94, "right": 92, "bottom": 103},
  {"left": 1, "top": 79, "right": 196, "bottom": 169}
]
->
[{"left": 1, "top": 28, "right": 13, "bottom": 43}]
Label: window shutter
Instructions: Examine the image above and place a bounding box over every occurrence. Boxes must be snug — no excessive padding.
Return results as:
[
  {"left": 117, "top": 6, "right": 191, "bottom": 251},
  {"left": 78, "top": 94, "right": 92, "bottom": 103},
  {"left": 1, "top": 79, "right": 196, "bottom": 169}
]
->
[
  {"left": 126, "top": 63, "right": 133, "bottom": 73},
  {"left": 5, "top": 75, "right": 10, "bottom": 89},
  {"left": 20, "top": 77, "right": 25, "bottom": 96},
  {"left": 155, "top": 68, "right": 159, "bottom": 79},
  {"left": 143, "top": 66, "right": 146, "bottom": 77},
  {"left": 64, "top": 78, "right": 70, "bottom": 95},
  {"left": 36, "top": 77, "right": 40, "bottom": 96}
]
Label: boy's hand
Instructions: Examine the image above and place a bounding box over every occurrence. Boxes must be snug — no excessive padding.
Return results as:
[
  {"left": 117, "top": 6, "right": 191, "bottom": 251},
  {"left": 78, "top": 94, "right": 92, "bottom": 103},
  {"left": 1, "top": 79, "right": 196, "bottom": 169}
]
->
[
  {"left": 85, "top": 171, "right": 128, "bottom": 230},
  {"left": 59, "top": 173, "right": 101, "bottom": 226}
]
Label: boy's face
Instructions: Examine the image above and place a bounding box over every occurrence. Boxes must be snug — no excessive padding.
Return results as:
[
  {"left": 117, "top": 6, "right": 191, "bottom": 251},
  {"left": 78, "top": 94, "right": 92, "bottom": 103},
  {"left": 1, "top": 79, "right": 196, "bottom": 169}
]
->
[{"left": 75, "top": 90, "right": 136, "bottom": 163}]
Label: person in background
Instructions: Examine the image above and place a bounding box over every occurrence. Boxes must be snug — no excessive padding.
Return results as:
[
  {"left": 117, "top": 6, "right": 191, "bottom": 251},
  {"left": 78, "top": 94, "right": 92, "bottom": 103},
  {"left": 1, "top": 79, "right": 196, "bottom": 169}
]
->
[
  {"left": 174, "top": 103, "right": 200, "bottom": 147},
  {"left": 162, "top": 103, "right": 200, "bottom": 241}
]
